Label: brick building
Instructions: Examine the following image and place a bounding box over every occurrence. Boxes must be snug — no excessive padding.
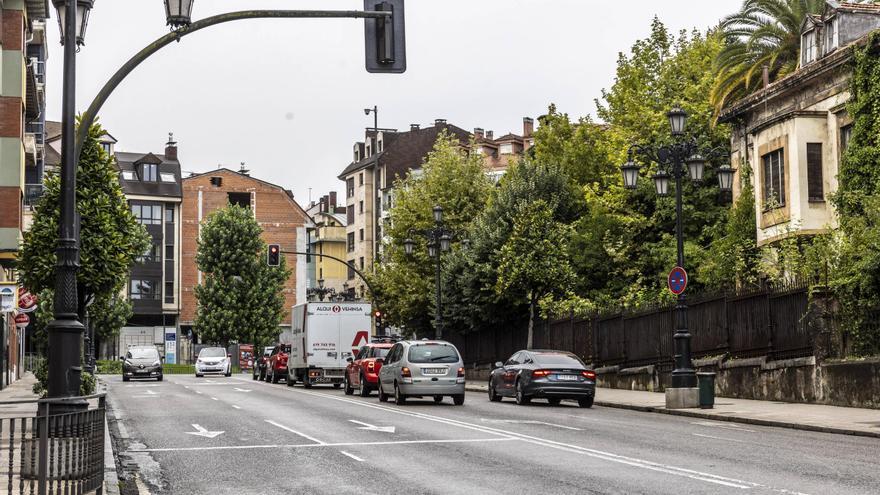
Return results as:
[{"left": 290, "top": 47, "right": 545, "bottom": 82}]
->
[{"left": 179, "top": 168, "right": 310, "bottom": 341}]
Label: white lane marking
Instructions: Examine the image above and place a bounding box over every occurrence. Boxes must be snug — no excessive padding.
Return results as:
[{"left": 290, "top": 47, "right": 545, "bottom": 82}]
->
[
  {"left": 125, "top": 384, "right": 160, "bottom": 388},
  {"left": 132, "top": 395, "right": 159, "bottom": 399},
  {"left": 691, "top": 421, "right": 757, "bottom": 433},
  {"left": 183, "top": 386, "right": 190, "bottom": 389},
  {"left": 211, "top": 397, "right": 218, "bottom": 401},
  {"left": 231, "top": 405, "right": 241, "bottom": 410},
  {"left": 233, "top": 388, "right": 252, "bottom": 392},
  {"left": 287, "top": 387, "right": 808, "bottom": 494},
  {"left": 339, "top": 451, "right": 365, "bottom": 462},
  {"left": 127, "top": 437, "right": 514, "bottom": 453},
  {"left": 480, "top": 419, "right": 581, "bottom": 430},
  {"left": 195, "top": 391, "right": 203, "bottom": 394},
  {"left": 264, "top": 420, "right": 326, "bottom": 445},
  {"left": 185, "top": 424, "right": 224, "bottom": 439},
  {"left": 692, "top": 433, "right": 747, "bottom": 443},
  {"left": 349, "top": 419, "right": 396, "bottom": 433}
]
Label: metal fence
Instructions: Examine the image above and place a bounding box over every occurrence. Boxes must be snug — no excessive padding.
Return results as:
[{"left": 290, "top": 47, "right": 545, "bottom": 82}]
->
[
  {"left": 0, "top": 394, "right": 106, "bottom": 495},
  {"left": 449, "top": 283, "right": 813, "bottom": 369}
]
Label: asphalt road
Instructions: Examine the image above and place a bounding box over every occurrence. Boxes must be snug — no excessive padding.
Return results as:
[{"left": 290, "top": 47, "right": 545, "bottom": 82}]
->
[{"left": 103, "top": 373, "right": 880, "bottom": 495}]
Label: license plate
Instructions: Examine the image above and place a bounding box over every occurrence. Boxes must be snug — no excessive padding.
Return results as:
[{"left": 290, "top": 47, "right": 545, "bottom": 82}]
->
[
  {"left": 556, "top": 374, "right": 578, "bottom": 381},
  {"left": 422, "top": 368, "right": 446, "bottom": 375}
]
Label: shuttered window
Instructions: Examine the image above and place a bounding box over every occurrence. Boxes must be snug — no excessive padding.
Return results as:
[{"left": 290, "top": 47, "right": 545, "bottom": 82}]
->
[
  {"left": 807, "top": 143, "right": 824, "bottom": 201},
  {"left": 762, "top": 149, "right": 785, "bottom": 208}
]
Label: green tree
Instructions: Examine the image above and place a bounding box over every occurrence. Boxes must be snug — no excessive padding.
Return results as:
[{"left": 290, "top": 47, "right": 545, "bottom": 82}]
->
[
  {"left": 194, "top": 204, "right": 290, "bottom": 348},
  {"left": 711, "top": 0, "right": 826, "bottom": 114},
  {"left": 19, "top": 121, "right": 150, "bottom": 347},
  {"left": 374, "top": 131, "right": 491, "bottom": 336},
  {"left": 496, "top": 201, "right": 575, "bottom": 349}
]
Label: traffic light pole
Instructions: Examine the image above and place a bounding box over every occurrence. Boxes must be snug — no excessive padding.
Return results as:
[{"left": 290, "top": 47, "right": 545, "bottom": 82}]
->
[{"left": 280, "top": 250, "right": 379, "bottom": 305}]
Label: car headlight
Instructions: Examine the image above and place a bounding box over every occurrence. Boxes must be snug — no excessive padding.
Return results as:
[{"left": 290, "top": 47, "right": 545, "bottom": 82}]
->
[
  {"left": 152, "top": 360, "right": 161, "bottom": 367},
  {"left": 124, "top": 360, "right": 132, "bottom": 367}
]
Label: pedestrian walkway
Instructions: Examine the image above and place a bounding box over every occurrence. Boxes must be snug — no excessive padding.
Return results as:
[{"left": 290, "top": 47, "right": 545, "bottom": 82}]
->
[
  {"left": 464, "top": 382, "right": 880, "bottom": 438},
  {"left": 0, "top": 373, "right": 38, "bottom": 418}
]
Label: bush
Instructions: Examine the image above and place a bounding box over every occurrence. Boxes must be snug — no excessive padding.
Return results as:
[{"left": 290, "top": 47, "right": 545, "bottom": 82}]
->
[
  {"left": 32, "top": 359, "right": 96, "bottom": 397},
  {"left": 163, "top": 364, "right": 195, "bottom": 374},
  {"left": 96, "top": 359, "right": 122, "bottom": 374}
]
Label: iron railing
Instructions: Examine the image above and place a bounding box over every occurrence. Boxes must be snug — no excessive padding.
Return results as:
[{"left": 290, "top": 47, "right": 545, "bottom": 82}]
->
[{"left": 0, "top": 393, "right": 106, "bottom": 495}]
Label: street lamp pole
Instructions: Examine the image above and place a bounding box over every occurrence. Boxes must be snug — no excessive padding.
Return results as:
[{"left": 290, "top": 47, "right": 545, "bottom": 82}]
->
[
  {"left": 620, "top": 106, "right": 736, "bottom": 406},
  {"left": 403, "top": 205, "right": 451, "bottom": 340}
]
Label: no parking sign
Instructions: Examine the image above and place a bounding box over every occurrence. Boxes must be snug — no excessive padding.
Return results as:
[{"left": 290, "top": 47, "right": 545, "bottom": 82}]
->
[{"left": 668, "top": 266, "right": 688, "bottom": 295}]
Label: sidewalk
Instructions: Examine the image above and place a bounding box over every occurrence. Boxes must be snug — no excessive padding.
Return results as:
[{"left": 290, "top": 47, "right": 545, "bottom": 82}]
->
[{"left": 464, "top": 383, "right": 880, "bottom": 438}]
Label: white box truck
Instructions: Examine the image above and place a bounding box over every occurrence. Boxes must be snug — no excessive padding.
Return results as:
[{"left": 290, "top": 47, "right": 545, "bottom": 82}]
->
[{"left": 287, "top": 302, "right": 372, "bottom": 388}]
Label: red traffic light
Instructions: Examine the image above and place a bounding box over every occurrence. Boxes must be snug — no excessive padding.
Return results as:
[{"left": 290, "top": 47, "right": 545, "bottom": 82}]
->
[
  {"left": 267, "top": 244, "right": 281, "bottom": 266},
  {"left": 374, "top": 310, "right": 382, "bottom": 318}
]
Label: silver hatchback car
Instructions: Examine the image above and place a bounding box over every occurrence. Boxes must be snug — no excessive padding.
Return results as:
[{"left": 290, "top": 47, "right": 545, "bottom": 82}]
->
[{"left": 377, "top": 340, "right": 466, "bottom": 405}]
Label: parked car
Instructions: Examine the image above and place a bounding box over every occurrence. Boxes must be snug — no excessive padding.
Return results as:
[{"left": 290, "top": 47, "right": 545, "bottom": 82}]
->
[
  {"left": 488, "top": 350, "right": 595, "bottom": 408},
  {"left": 195, "top": 347, "right": 232, "bottom": 377},
  {"left": 266, "top": 344, "right": 291, "bottom": 384},
  {"left": 252, "top": 346, "right": 274, "bottom": 381},
  {"left": 343, "top": 341, "right": 394, "bottom": 396},
  {"left": 377, "top": 340, "right": 465, "bottom": 405},
  {"left": 121, "top": 346, "right": 163, "bottom": 382}
]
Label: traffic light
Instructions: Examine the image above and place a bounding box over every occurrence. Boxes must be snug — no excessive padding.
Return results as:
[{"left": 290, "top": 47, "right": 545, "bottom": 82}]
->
[
  {"left": 364, "top": 0, "right": 406, "bottom": 73},
  {"left": 267, "top": 244, "right": 280, "bottom": 266},
  {"left": 374, "top": 310, "right": 383, "bottom": 329}
]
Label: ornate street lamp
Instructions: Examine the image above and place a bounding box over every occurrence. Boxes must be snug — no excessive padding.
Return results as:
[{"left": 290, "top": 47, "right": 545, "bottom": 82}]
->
[
  {"left": 427, "top": 240, "right": 437, "bottom": 258},
  {"left": 433, "top": 205, "right": 443, "bottom": 223},
  {"left": 619, "top": 107, "right": 735, "bottom": 409},
  {"left": 165, "top": 0, "right": 195, "bottom": 28},
  {"left": 403, "top": 238, "right": 415, "bottom": 256},
  {"left": 439, "top": 233, "right": 451, "bottom": 252},
  {"left": 53, "top": 0, "right": 94, "bottom": 46}
]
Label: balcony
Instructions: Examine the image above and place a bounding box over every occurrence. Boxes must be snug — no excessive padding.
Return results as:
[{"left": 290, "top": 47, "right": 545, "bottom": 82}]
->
[{"left": 24, "top": 184, "right": 43, "bottom": 208}]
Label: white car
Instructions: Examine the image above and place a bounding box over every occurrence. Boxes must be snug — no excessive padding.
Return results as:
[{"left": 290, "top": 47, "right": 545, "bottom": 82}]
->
[{"left": 195, "top": 347, "right": 232, "bottom": 377}]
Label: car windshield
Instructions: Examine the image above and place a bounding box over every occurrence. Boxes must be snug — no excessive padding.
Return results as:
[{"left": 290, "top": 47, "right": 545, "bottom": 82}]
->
[
  {"left": 281, "top": 345, "right": 291, "bottom": 353},
  {"left": 371, "top": 347, "right": 390, "bottom": 358},
  {"left": 532, "top": 353, "right": 585, "bottom": 368},
  {"left": 408, "top": 344, "right": 459, "bottom": 363},
  {"left": 199, "top": 348, "right": 226, "bottom": 358},
  {"left": 127, "top": 348, "right": 158, "bottom": 359}
]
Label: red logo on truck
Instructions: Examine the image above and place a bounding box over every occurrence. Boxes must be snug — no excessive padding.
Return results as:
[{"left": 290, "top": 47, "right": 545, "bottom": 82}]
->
[
  {"left": 332, "top": 305, "right": 341, "bottom": 313},
  {"left": 352, "top": 331, "right": 369, "bottom": 354}
]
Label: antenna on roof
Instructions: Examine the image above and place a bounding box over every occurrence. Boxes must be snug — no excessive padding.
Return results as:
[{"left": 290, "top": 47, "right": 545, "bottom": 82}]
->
[{"left": 239, "top": 161, "right": 250, "bottom": 176}]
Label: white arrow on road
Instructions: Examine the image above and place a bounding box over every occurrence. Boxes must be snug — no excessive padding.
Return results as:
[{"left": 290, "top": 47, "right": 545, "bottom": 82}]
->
[
  {"left": 233, "top": 387, "right": 251, "bottom": 392},
  {"left": 349, "top": 419, "right": 395, "bottom": 433},
  {"left": 185, "top": 424, "right": 224, "bottom": 439}
]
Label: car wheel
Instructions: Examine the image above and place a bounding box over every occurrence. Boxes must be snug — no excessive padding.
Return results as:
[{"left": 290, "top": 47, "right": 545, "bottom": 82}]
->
[
  {"left": 271, "top": 370, "right": 280, "bottom": 384},
  {"left": 157, "top": 375, "right": 163, "bottom": 382},
  {"left": 578, "top": 396, "right": 594, "bottom": 409},
  {"left": 452, "top": 394, "right": 465, "bottom": 406},
  {"left": 122, "top": 376, "right": 129, "bottom": 382},
  {"left": 358, "top": 375, "right": 370, "bottom": 397},
  {"left": 252, "top": 371, "right": 257, "bottom": 381},
  {"left": 333, "top": 383, "right": 341, "bottom": 389},
  {"left": 195, "top": 373, "right": 203, "bottom": 378},
  {"left": 302, "top": 374, "right": 313, "bottom": 389},
  {"left": 515, "top": 380, "right": 530, "bottom": 405},
  {"left": 547, "top": 398, "right": 561, "bottom": 406},
  {"left": 488, "top": 383, "right": 501, "bottom": 402},
  {"left": 343, "top": 375, "right": 354, "bottom": 395},
  {"left": 433, "top": 395, "right": 443, "bottom": 404},
  {"left": 378, "top": 382, "right": 389, "bottom": 402},
  {"left": 394, "top": 383, "right": 406, "bottom": 405}
]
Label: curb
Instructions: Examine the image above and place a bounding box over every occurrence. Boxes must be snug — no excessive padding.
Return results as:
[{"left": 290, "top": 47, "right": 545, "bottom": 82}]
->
[
  {"left": 463, "top": 384, "right": 880, "bottom": 440},
  {"left": 103, "top": 416, "right": 121, "bottom": 495}
]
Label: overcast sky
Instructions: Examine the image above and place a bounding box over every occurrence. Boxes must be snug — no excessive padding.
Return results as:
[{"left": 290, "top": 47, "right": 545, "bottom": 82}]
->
[{"left": 44, "top": 0, "right": 742, "bottom": 206}]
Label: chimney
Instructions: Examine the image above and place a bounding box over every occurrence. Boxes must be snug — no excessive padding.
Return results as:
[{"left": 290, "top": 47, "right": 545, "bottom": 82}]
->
[
  {"left": 474, "top": 127, "right": 484, "bottom": 139},
  {"left": 319, "top": 196, "right": 327, "bottom": 213},
  {"left": 762, "top": 64, "right": 770, "bottom": 89},
  {"left": 434, "top": 118, "right": 447, "bottom": 126},
  {"left": 523, "top": 117, "right": 534, "bottom": 137},
  {"left": 410, "top": 123, "right": 420, "bottom": 132},
  {"left": 329, "top": 191, "right": 337, "bottom": 208},
  {"left": 487, "top": 130, "right": 494, "bottom": 140},
  {"left": 165, "top": 132, "right": 178, "bottom": 161}
]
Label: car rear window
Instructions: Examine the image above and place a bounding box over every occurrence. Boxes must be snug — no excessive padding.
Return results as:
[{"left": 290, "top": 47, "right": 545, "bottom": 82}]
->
[
  {"left": 408, "top": 344, "right": 459, "bottom": 363},
  {"left": 199, "top": 348, "right": 226, "bottom": 358},
  {"left": 532, "top": 353, "right": 585, "bottom": 367},
  {"left": 370, "top": 347, "right": 390, "bottom": 358},
  {"left": 127, "top": 348, "right": 158, "bottom": 359},
  {"left": 281, "top": 345, "right": 291, "bottom": 353}
]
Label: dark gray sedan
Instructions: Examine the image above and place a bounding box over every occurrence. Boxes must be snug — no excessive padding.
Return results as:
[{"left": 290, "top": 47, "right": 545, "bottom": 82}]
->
[
  {"left": 121, "top": 346, "right": 163, "bottom": 382},
  {"left": 488, "top": 350, "right": 595, "bottom": 407}
]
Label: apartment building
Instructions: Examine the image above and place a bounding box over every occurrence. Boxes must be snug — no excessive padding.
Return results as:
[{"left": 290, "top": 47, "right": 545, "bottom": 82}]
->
[
  {"left": 0, "top": 1, "right": 49, "bottom": 388},
  {"left": 473, "top": 117, "right": 536, "bottom": 182},
  {"left": 304, "top": 191, "right": 349, "bottom": 295}
]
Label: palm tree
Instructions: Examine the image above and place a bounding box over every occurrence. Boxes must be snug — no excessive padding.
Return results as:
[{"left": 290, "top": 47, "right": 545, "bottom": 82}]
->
[{"left": 711, "top": 0, "right": 828, "bottom": 116}]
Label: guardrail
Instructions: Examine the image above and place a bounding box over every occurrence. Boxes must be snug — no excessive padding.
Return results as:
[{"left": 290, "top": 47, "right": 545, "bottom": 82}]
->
[{"left": 0, "top": 393, "right": 106, "bottom": 495}]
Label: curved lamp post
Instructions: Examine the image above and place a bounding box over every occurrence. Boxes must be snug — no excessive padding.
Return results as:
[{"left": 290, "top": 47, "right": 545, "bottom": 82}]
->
[
  {"left": 620, "top": 107, "right": 735, "bottom": 401},
  {"left": 47, "top": 0, "right": 396, "bottom": 406},
  {"left": 402, "top": 205, "right": 454, "bottom": 339}
]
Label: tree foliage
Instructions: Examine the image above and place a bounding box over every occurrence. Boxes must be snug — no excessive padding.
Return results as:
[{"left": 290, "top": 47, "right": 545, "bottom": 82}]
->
[
  {"left": 373, "top": 131, "right": 491, "bottom": 336},
  {"left": 194, "top": 205, "right": 289, "bottom": 348}
]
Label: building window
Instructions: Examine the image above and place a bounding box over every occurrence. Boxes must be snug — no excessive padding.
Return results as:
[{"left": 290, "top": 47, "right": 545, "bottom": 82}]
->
[
  {"left": 824, "top": 18, "right": 837, "bottom": 54},
  {"left": 840, "top": 125, "right": 853, "bottom": 156},
  {"left": 164, "top": 281, "right": 174, "bottom": 304},
  {"left": 141, "top": 163, "right": 158, "bottom": 182},
  {"left": 360, "top": 256, "right": 364, "bottom": 269},
  {"left": 359, "top": 200, "right": 364, "bottom": 214},
  {"left": 359, "top": 228, "right": 364, "bottom": 241},
  {"left": 160, "top": 172, "right": 176, "bottom": 183},
  {"left": 807, "top": 143, "right": 824, "bottom": 201},
  {"left": 347, "top": 205, "right": 355, "bottom": 224},
  {"left": 378, "top": 139, "right": 383, "bottom": 152},
  {"left": 165, "top": 206, "right": 174, "bottom": 223},
  {"left": 165, "top": 245, "right": 174, "bottom": 260},
  {"left": 359, "top": 173, "right": 364, "bottom": 186},
  {"left": 228, "top": 192, "right": 251, "bottom": 209},
  {"left": 762, "top": 148, "right": 785, "bottom": 208},
  {"left": 499, "top": 143, "right": 514, "bottom": 155},
  {"left": 121, "top": 171, "right": 135, "bottom": 181},
  {"left": 102, "top": 143, "right": 112, "bottom": 155},
  {"left": 137, "top": 243, "right": 161, "bottom": 263},
  {"left": 802, "top": 31, "right": 816, "bottom": 65},
  {"left": 130, "top": 279, "right": 159, "bottom": 300},
  {"left": 347, "top": 261, "right": 356, "bottom": 280},
  {"left": 131, "top": 204, "right": 162, "bottom": 225},
  {"left": 347, "top": 178, "right": 355, "bottom": 198},
  {"left": 347, "top": 233, "right": 355, "bottom": 252}
]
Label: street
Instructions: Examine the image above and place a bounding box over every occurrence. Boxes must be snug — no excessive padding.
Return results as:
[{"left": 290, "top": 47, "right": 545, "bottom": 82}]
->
[{"left": 104, "top": 374, "right": 880, "bottom": 495}]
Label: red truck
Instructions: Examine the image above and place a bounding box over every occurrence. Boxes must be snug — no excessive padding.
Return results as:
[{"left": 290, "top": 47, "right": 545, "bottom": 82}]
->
[
  {"left": 265, "top": 344, "right": 291, "bottom": 384},
  {"left": 343, "top": 340, "right": 394, "bottom": 397}
]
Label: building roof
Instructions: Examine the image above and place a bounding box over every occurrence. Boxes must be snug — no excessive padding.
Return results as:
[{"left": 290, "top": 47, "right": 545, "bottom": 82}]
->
[
  {"left": 832, "top": 1, "right": 880, "bottom": 14},
  {"left": 183, "top": 168, "right": 311, "bottom": 222},
  {"left": 116, "top": 151, "right": 182, "bottom": 198},
  {"left": 25, "top": 1, "right": 50, "bottom": 19}
]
